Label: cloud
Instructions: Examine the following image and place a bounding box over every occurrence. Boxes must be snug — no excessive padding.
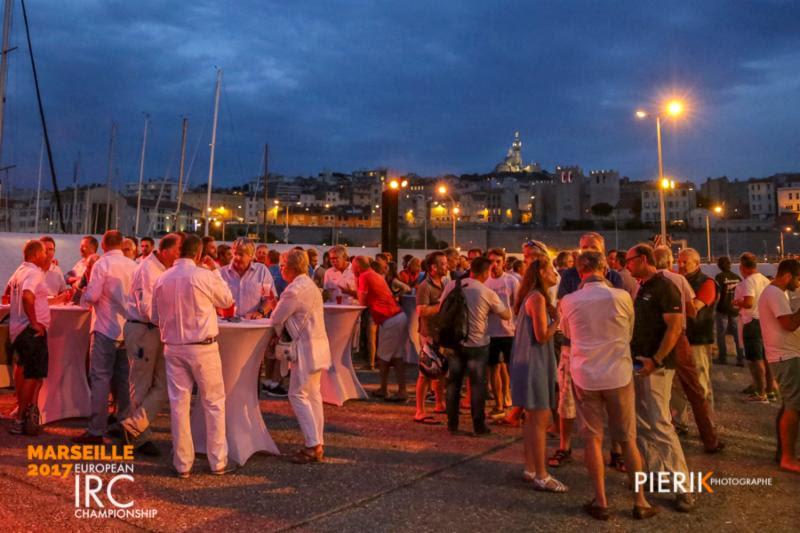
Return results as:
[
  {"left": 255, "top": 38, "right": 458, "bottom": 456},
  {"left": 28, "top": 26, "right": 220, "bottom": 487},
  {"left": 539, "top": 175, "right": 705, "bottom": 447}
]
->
[{"left": 0, "top": 0, "right": 798, "bottom": 192}]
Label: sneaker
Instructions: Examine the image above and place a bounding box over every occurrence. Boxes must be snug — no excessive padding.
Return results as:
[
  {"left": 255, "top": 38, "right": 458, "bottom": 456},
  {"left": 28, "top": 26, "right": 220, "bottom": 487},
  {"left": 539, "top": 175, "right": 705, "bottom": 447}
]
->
[
  {"left": 265, "top": 384, "right": 288, "bottom": 398},
  {"left": 24, "top": 406, "right": 40, "bottom": 436},
  {"left": 9, "top": 419, "right": 24, "bottom": 435},
  {"left": 673, "top": 423, "right": 690, "bottom": 436},
  {"left": 746, "top": 394, "right": 769, "bottom": 404},
  {"left": 767, "top": 392, "right": 779, "bottom": 403}
]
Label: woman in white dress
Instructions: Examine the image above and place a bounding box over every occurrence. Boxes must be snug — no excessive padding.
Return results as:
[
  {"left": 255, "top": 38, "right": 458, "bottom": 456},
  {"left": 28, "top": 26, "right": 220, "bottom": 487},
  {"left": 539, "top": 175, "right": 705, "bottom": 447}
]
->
[{"left": 271, "top": 249, "right": 332, "bottom": 463}]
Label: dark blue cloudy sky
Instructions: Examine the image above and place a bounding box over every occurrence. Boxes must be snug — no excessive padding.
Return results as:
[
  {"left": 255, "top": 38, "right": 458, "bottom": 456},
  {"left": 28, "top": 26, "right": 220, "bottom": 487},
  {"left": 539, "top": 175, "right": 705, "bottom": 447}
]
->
[{"left": 2, "top": 0, "right": 799, "bottom": 190}]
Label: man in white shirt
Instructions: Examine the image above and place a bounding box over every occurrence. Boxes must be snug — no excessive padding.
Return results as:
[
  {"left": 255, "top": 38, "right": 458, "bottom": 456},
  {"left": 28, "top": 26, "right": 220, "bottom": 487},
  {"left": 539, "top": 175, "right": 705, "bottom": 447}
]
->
[
  {"left": 220, "top": 238, "right": 276, "bottom": 319},
  {"left": 654, "top": 247, "right": 723, "bottom": 453},
  {"left": 120, "top": 234, "right": 181, "bottom": 455},
  {"left": 152, "top": 234, "right": 235, "bottom": 477},
  {"left": 7, "top": 240, "right": 51, "bottom": 436},
  {"left": 733, "top": 252, "right": 775, "bottom": 402},
  {"left": 561, "top": 251, "right": 655, "bottom": 519},
  {"left": 323, "top": 245, "right": 357, "bottom": 303},
  {"left": 65, "top": 235, "right": 99, "bottom": 289},
  {"left": 39, "top": 236, "right": 67, "bottom": 297},
  {"left": 73, "top": 230, "right": 138, "bottom": 445},
  {"left": 440, "top": 257, "right": 511, "bottom": 435},
  {"left": 139, "top": 237, "right": 155, "bottom": 263},
  {"left": 485, "top": 248, "right": 519, "bottom": 415},
  {"left": 756, "top": 259, "right": 800, "bottom": 474}
]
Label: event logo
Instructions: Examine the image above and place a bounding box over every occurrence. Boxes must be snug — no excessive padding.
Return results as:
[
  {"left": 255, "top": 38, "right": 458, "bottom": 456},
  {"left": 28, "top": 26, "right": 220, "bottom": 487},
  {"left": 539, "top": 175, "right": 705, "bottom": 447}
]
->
[
  {"left": 27, "top": 445, "right": 158, "bottom": 519},
  {"left": 634, "top": 471, "right": 773, "bottom": 493}
]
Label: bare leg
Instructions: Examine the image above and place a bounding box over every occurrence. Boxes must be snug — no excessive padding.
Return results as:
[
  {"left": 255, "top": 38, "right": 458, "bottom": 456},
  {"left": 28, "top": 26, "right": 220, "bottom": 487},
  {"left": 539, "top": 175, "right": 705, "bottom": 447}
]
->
[
  {"left": 415, "top": 374, "right": 429, "bottom": 419},
  {"left": 499, "top": 362, "right": 511, "bottom": 408},
  {"left": 765, "top": 362, "right": 777, "bottom": 395},
  {"left": 559, "top": 416, "right": 574, "bottom": 451},
  {"left": 524, "top": 409, "right": 551, "bottom": 479},
  {"left": 749, "top": 361, "right": 766, "bottom": 396},
  {"left": 377, "top": 360, "right": 390, "bottom": 395},
  {"left": 584, "top": 436, "right": 607, "bottom": 507},
  {"left": 620, "top": 440, "right": 650, "bottom": 507},
  {"left": 778, "top": 408, "right": 800, "bottom": 473},
  {"left": 368, "top": 322, "right": 377, "bottom": 369},
  {"left": 394, "top": 360, "right": 407, "bottom": 396},
  {"left": 490, "top": 366, "right": 503, "bottom": 410},
  {"left": 433, "top": 379, "right": 446, "bottom": 412}
]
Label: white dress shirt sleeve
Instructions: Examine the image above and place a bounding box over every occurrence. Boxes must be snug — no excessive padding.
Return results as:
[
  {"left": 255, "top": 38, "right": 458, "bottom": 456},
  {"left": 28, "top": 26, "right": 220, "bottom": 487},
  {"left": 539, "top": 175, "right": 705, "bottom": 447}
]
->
[
  {"left": 200, "top": 269, "right": 234, "bottom": 309},
  {"left": 270, "top": 284, "right": 301, "bottom": 338},
  {"left": 82, "top": 260, "right": 105, "bottom": 306}
]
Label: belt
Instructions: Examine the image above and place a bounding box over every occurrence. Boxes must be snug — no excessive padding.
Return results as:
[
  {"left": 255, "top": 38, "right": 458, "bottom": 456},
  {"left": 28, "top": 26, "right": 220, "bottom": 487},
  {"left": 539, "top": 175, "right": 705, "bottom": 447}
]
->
[
  {"left": 127, "top": 319, "right": 158, "bottom": 330},
  {"left": 170, "top": 337, "right": 217, "bottom": 346}
]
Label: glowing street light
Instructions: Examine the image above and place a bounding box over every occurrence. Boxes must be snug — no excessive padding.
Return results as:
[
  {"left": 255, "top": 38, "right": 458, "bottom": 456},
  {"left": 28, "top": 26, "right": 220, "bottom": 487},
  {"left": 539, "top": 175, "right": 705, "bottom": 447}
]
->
[
  {"left": 437, "top": 184, "right": 458, "bottom": 247},
  {"left": 780, "top": 226, "right": 793, "bottom": 259},
  {"left": 636, "top": 98, "right": 688, "bottom": 244}
]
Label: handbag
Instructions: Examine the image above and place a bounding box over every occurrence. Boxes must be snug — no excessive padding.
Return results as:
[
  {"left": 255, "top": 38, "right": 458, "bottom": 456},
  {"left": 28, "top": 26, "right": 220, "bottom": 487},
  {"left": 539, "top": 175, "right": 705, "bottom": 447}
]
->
[
  {"left": 418, "top": 341, "right": 449, "bottom": 380},
  {"left": 275, "top": 311, "right": 311, "bottom": 363}
]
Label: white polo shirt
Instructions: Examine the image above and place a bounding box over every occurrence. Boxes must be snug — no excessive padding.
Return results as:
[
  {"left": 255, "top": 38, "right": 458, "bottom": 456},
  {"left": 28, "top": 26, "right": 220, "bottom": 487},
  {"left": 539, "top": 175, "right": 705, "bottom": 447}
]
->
[
  {"left": 485, "top": 273, "right": 519, "bottom": 338},
  {"left": 758, "top": 284, "right": 800, "bottom": 363},
  {"left": 7, "top": 262, "right": 51, "bottom": 342},
  {"left": 81, "top": 249, "right": 137, "bottom": 341},
  {"left": 43, "top": 262, "right": 67, "bottom": 296},
  {"left": 323, "top": 265, "right": 356, "bottom": 303}
]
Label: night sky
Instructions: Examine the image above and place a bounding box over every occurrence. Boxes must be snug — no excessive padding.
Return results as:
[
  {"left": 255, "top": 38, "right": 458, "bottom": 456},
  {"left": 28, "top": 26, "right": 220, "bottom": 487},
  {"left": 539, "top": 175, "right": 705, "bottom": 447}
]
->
[{"left": 2, "top": 0, "right": 799, "bottom": 190}]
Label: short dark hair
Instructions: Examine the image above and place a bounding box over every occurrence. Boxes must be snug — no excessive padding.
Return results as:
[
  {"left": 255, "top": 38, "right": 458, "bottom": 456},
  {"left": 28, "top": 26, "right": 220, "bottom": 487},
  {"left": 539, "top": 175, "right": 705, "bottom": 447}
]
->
[
  {"left": 425, "top": 251, "right": 445, "bottom": 273},
  {"left": 487, "top": 247, "right": 506, "bottom": 259},
  {"left": 375, "top": 253, "right": 389, "bottom": 263},
  {"left": 468, "top": 248, "right": 483, "bottom": 257},
  {"left": 159, "top": 234, "right": 180, "bottom": 252},
  {"left": 268, "top": 249, "right": 281, "bottom": 264},
  {"left": 39, "top": 235, "right": 55, "bottom": 246},
  {"left": 181, "top": 234, "right": 202, "bottom": 258},
  {"left": 630, "top": 243, "right": 655, "bottom": 266},
  {"left": 739, "top": 252, "right": 758, "bottom": 270},
  {"left": 777, "top": 259, "right": 800, "bottom": 278},
  {"left": 82, "top": 235, "right": 99, "bottom": 251},
  {"left": 576, "top": 251, "right": 606, "bottom": 274},
  {"left": 141, "top": 237, "right": 155, "bottom": 246},
  {"left": 23, "top": 239, "right": 44, "bottom": 260},
  {"left": 717, "top": 256, "right": 732, "bottom": 271},
  {"left": 202, "top": 236, "right": 215, "bottom": 247},
  {"left": 102, "top": 230, "right": 123, "bottom": 249},
  {"left": 470, "top": 256, "right": 491, "bottom": 277}
]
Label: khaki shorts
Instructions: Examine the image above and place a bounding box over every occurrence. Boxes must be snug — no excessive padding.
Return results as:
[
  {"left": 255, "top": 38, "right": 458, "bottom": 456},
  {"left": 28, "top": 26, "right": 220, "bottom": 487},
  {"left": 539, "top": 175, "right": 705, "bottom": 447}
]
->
[
  {"left": 558, "top": 346, "right": 576, "bottom": 419},
  {"left": 573, "top": 380, "right": 636, "bottom": 443}
]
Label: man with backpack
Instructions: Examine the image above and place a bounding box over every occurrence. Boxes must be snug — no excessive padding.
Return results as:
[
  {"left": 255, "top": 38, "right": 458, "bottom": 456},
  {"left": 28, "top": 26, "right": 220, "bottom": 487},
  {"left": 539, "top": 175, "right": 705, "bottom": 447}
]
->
[{"left": 437, "top": 256, "right": 511, "bottom": 435}]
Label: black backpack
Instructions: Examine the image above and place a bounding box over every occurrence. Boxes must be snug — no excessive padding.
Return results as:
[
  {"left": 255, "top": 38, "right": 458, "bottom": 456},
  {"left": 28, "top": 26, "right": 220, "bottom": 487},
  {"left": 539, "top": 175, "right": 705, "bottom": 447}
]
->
[{"left": 430, "top": 278, "right": 470, "bottom": 349}]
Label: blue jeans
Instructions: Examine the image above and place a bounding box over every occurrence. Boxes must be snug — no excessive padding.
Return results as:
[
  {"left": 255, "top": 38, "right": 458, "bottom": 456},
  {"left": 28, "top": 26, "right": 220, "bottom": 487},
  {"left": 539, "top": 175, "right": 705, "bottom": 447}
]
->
[
  {"left": 715, "top": 313, "right": 743, "bottom": 363},
  {"left": 446, "top": 344, "right": 489, "bottom": 432},
  {"left": 88, "top": 331, "right": 131, "bottom": 436}
]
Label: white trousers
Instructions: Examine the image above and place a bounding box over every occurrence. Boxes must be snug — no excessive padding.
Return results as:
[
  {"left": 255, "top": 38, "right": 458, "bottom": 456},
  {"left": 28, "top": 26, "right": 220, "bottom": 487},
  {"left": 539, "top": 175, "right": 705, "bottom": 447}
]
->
[
  {"left": 289, "top": 370, "right": 324, "bottom": 447},
  {"left": 164, "top": 343, "right": 228, "bottom": 473}
]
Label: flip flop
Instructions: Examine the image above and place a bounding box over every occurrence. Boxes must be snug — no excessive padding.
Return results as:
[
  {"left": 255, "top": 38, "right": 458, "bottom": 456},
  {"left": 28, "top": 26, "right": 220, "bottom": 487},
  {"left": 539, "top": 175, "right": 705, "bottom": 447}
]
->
[{"left": 413, "top": 416, "right": 441, "bottom": 425}]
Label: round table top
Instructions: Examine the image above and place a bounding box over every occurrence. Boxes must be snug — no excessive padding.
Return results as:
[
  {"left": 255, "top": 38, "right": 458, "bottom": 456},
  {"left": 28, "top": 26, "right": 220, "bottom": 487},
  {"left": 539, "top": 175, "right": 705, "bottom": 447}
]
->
[
  {"left": 0, "top": 303, "right": 88, "bottom": 313},
  {"left": 218, "top": 317, "right": 273, "bottom": 329}
]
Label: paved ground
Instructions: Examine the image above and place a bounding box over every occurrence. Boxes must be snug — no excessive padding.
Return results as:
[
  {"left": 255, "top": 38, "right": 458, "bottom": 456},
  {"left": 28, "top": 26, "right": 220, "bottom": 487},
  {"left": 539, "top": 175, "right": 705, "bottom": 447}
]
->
[{"left": 0, "top": 361, "right": 798, "bottom": 532}]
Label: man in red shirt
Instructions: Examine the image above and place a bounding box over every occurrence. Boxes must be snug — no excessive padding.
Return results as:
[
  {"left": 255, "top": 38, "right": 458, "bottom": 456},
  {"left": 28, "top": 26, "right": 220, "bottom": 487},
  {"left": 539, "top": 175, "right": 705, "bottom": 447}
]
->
[{"left": 353, "top": 256, "right": 409, "bottom": 401}]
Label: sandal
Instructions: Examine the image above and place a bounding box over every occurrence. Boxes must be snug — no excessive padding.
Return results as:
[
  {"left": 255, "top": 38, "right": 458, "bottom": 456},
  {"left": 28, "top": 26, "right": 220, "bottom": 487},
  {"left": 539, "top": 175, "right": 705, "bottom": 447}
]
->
[
  {"left": 583, "top": 499, "right": 610, "bottom": 521},
  {"left": 532, "top": 475, "right": 569, "bottom": 493},
  {"left": 413, "top": 415, "right": 441, "bottom": 425},
  {"left": 492, "top": 416, "right": 520, "bottom": 428},
  {"left": 548, "top": 448, "right": 572, "bottom": 468},
  {"left": 291, "top": 447, "right": 324, "bottom": 464}
]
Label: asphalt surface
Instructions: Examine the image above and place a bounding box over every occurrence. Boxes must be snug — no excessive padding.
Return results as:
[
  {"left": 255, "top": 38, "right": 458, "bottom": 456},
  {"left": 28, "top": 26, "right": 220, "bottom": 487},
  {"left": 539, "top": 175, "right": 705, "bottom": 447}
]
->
[{"left": 0, "top": 360, "right": 798, "bottom": 532}]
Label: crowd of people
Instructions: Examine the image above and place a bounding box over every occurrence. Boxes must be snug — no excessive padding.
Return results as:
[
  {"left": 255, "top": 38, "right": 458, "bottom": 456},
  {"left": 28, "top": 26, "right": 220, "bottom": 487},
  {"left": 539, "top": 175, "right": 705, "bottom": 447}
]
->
[{"left": 4, "top": 230, "right": 800, "bottom": 520}]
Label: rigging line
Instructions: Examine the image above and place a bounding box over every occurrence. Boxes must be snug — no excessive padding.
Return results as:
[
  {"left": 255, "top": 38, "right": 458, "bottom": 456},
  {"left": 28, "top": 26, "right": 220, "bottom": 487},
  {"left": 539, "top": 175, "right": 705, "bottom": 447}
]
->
[
  {"left": 182, "top": 115, "right": 207, "bottom": 194},
  {"left": 244, "top": 146, "right": 266, "bottom": 236},
  {"left": 145, "top": 129, "right": 181, "bottom": 236},
  {"left": 20, "top": 0, "right": 64, "bottom": 232}
]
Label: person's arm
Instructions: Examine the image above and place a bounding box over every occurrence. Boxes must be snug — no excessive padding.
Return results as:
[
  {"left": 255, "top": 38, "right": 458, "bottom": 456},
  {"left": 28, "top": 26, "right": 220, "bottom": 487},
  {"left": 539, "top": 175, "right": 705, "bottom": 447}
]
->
[
  {"left": 356, "top": 274, "right": 369, "bottom": 307},
  {"left": 489, "top": 290, "right": 512, "bottom": 321},
  {"left": 392, "top": 278, "right": 411, "bottom": 296},
  {"left": 81, "top": 260, "right": 105, "bottom": 306},
  {"left": 204, "top": 270, "right": 234, "bottom": 309},
  {"left": 637, "top": 313, "right": 682, "bottom": 376},
  {"left": 21, "top": 289, "right": 46, "bottom": 336},
  {"left": 270, "top": 288, "right": 300, "bottom": 338},
  {"left": 777, "top": 309, "right": 800, "bottom": 332},
  {"left": 692, "top": 278, "right": 716, "bottom": 312},
  {"left": 527, "top": 292, "right": 558, "bottom": 343}
]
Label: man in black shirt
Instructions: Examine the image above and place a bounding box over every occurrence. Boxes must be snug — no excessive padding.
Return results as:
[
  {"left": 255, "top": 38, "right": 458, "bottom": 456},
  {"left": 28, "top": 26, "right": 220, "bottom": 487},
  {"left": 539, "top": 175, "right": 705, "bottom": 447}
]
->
[
  {"left": 714, "top": 256, "right": 744, "bottom": 365},
  {"left": 625, "top": 244, "right": 694, "bottom": 513}
]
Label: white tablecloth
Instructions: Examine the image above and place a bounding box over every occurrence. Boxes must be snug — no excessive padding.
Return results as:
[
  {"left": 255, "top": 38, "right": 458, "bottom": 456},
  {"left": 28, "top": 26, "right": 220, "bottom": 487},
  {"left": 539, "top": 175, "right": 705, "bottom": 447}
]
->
[
  {"left": 0, "top": 304, "right": 91, "bottom": 424},
  {"left": 322, "top": 304, "right": 368, "bottom": 406},
  {"left": 191, "top": 318, "right": 280, "bottom": 466}
]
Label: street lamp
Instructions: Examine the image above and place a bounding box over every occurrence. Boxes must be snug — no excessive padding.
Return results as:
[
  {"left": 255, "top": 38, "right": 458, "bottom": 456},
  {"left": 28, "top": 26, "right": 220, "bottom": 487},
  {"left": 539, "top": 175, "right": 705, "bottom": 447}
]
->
[
  {"left": 636, "top": 99, "right": 685, "bottom": 245},
  {"left": 437, "top": 184, "right": 458, "bottom": 248},
  {"left": 780, "top": 226, "right": 792, "bottom": 259},
  {"left": 413, "top": 194, "right": 429, "bottom": 250},
  {"left": 713, "top": 205, "right": 729, "bottom": 258}
]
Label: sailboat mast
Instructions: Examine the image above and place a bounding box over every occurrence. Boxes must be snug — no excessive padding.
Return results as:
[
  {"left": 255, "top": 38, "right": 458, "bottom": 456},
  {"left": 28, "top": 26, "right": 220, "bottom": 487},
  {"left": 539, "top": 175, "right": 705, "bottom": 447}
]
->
[
  {"left": 134, "top": 113, "right": 149, "bottom": 237},
  {"left": 0, "top": 0, "right": 14, "bottom": 166},
  {"left": 104, "top": 121, "right": 116, "bottom": 232},
  {"left": 174, "top": 117, "right": 188, "bottom": 229},
  {"left": 204, "top": 68, "right": 222, "bottom": 237},
  {"left": 262, "top": 143, "right": 269, "bottom": 241},
  {"left": 71, "top": 158, "right": 78, "bottom": 234}
]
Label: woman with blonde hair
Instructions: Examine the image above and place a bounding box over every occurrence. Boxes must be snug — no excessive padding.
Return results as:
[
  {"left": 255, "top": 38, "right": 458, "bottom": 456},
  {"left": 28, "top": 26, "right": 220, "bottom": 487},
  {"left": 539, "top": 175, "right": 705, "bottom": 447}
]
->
[
  {"left": 271, "top": 249, "right": 331, "bottom": 463},
  {"left": 510, "top": 257, "right": 566, "bottom": 492}
]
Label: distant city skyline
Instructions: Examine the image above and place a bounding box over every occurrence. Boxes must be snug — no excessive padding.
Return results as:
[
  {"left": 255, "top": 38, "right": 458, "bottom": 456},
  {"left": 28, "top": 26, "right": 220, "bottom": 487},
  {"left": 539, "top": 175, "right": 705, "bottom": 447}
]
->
[{"left": 0, "top": 1, "right": 798, "bottom": 189}]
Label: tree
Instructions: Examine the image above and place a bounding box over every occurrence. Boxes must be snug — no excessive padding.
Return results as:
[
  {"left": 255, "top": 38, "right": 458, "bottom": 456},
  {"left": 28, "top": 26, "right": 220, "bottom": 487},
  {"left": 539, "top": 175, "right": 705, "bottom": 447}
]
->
[{"left": 590, "top": 202, "right": 614, "bottom": 218}]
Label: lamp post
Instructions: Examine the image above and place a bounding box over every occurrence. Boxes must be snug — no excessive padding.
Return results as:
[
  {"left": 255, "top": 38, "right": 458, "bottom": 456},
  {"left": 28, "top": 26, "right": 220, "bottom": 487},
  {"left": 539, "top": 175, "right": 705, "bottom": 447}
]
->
[
  {"left": 705, "top": 212, "right": 712, "bottom": 262},
  {"left": 414, "top": 194, "right": 428, "bottom": 250},
  {"left": 780, "top": 226, "right": 792, "bottom": 259},
  {"left": 712, "top": 205, "right": 728, "bottom": 258},
  {"left": 437, "top": 184, "right": 458, "bottom": 248},
  {"left": 382, "top": 178, "right": 407, "bottom": 260},
  {"left": 636, "top": 99, "right": 685, "bottom": 245}
]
